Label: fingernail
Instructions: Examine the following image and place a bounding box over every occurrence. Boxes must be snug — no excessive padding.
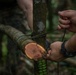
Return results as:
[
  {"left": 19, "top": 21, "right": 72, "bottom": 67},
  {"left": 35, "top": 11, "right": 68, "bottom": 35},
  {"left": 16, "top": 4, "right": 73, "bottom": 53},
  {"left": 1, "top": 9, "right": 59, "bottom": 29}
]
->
[
  {"left": 47, "top": 54, "right": 50, "bottom": 57},
  {"left": 58, "top": 11, "right": 61, "bottom": 13}
]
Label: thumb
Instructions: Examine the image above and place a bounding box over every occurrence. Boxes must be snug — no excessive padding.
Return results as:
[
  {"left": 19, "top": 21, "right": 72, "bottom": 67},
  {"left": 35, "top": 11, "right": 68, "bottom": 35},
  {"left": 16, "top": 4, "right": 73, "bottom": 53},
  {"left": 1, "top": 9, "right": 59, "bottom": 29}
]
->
[
  {"left": 58, "top": 10, "right": 74, "bottom": 18},
  {"left": 46, "top": 50, "right": 51, "bottom": 58}
]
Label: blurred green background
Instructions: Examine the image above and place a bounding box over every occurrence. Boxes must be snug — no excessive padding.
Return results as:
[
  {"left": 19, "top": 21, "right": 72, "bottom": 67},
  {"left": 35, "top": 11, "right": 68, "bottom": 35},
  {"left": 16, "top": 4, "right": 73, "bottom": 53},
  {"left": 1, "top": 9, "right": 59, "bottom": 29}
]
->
[{"left": 0, "top": 0, "right": 76, "bottom": 75}]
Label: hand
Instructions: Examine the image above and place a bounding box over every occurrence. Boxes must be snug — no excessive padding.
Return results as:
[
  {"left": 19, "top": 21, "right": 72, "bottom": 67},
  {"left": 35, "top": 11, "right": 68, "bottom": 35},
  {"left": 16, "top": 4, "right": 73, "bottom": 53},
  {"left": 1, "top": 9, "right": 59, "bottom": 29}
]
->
[
  {"left": 17, "top": 0, "right": 33, "bottom": 31},
  {"left": 46, "top": 41, "right": 65, "bottom": 62},
  {"left": 24, "top": 43, "right": 45, "bottom": 61},
  {"left": 58, "top": 10, "right": 76, "bottom": 33}
]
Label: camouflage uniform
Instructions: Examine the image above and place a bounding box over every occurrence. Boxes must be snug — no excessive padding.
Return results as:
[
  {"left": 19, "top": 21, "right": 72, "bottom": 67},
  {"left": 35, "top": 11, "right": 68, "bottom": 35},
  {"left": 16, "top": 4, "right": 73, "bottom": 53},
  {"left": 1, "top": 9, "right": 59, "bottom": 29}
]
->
[{"left": 0, "top": 1, "right": 31, "bottom": 75}]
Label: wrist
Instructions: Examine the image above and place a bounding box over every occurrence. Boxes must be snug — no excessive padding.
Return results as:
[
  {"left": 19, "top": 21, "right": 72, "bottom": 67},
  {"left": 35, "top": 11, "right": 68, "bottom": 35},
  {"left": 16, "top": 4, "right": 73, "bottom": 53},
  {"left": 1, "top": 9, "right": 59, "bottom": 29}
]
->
[
  {"left": 65, "top": 34, "right": 76, "bottom": 51},
  {"left": 65, "top": 40, "right": 73, "bottom": 52},
  {"left": 60, "top": 41, "right": 76, "bottom": 58}
]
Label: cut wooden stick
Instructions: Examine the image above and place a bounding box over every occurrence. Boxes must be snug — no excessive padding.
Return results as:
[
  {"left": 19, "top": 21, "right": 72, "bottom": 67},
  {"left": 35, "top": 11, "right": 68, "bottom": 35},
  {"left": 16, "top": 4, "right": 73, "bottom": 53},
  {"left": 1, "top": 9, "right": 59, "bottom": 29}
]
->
[
  {"left": 64, "top": 58, "right": 76, "bottom": 66},
  {"left": 0, "top": 24, "right": 34, "bottom": 51},
  {"left": 0, "top": 24, "right": 46, "bottom": 60}
]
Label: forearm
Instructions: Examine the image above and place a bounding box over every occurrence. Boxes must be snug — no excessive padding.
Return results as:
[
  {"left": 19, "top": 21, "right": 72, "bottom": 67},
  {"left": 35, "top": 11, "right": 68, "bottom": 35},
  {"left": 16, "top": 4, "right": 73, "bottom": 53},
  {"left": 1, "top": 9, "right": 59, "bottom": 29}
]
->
[
  {"left": 17, "top": 0, "right": 33, "bottom": 31},
  {"left": 65, "top": 33, "right": 76, "bottom": 52}
]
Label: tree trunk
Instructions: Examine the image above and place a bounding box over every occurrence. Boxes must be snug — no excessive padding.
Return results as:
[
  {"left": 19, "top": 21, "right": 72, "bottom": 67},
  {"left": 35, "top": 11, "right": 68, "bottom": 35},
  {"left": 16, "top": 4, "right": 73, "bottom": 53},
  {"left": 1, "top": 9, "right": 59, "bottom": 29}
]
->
[
  {"left": 33, "top": 0, "right": 48, "bottom": 75},
  {"left": 46, "top": 0, "right": 53, "bottom": 32}
]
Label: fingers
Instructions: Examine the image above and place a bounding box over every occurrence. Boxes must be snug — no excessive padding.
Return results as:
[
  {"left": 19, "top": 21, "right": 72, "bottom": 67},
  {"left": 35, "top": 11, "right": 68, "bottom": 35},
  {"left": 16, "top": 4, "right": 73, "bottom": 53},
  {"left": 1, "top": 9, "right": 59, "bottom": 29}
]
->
[
  {"left": 59, "top": 18, "right": 70, "bottom": 25},
  {"left": 58, "top": 10, "right": 74, "bottom": 18},
  {"left": 58, "top": 24, "right": 70, "bottom": 29},
  {"left": 46, "top": 51, "right": 55, "bottom": 61},
  {"left": 58, "top": 15, "right": 70, "bottom": 30},
  {"left": 47, "top": 50, "right": 51, "bottom": 57},
  {"left": 58, "top": 25, "right": 62, "bottom": 30},
  {"left": 44, "top": 50, "right": 51, "bottom": 60}
]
